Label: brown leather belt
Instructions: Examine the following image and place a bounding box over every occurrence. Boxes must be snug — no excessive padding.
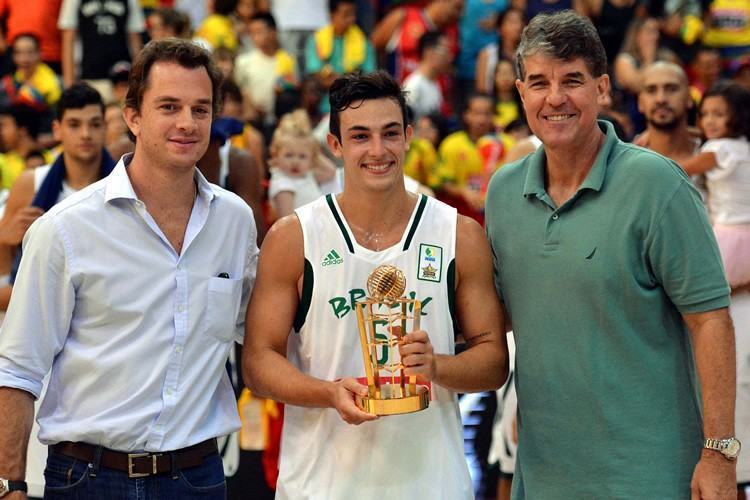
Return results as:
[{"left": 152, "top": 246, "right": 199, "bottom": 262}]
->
[{"left": 50, "top": 439, "right": 218, "bottom": 478}]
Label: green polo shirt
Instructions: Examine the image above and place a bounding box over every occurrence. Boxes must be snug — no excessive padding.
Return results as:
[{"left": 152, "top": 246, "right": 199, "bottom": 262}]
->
[{"left": 485, "top": 121, "right": 730, "bottom": 499}]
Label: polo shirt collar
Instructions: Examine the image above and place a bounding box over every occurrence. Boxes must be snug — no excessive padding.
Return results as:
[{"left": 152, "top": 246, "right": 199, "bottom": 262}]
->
[
  {"left": 522, "top": 120, "right": 619, "bottom": 199},
  {"left": 104, "top": 153, "right": 219, "bottom": 205}
]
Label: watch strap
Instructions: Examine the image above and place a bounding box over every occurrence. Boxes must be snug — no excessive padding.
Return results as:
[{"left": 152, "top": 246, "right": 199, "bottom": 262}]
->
[{"left": 8, "top": 480, "right": 27, "bottom": 492}]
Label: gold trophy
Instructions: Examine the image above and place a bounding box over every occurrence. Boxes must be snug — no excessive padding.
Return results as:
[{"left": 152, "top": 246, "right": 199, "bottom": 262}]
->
[{"left": 354, "top": 264, "right": 430, "bottom": 415}]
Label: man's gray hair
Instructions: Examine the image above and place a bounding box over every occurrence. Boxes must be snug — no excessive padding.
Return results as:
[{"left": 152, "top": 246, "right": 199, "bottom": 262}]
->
[{"left": 515, "top": 10, "right": 608, "bottom": 80}]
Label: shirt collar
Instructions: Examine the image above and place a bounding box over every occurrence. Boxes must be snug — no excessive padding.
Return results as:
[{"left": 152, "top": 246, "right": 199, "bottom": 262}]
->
[
  {"left": 522, "top": 120, "right": 619, "bottom": 198},
  {"left": 104, "top": 153, "right": 219, "bottom": 205}
]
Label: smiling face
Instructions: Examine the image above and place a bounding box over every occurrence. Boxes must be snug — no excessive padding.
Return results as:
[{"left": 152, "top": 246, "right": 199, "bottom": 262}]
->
[
  {"left": 123, "top": 61, "right": 213, "bottom": 172},
  {"left": 516, "top": 53, "right": 609, "bottom": 152},
  {"left": 327, "top": 98, "right": 412, "bottom": 194},
  {"left": 699, "top": 95, "right": 731, "bottom": 140}
]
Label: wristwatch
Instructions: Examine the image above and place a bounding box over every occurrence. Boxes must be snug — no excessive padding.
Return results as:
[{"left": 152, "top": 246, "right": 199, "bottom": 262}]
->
[
  {"left": 0, "top": 478, "right": 27, "bottom": 497},
  {"left": 703, "top": 437, "right": 742, "bottom": 460}
]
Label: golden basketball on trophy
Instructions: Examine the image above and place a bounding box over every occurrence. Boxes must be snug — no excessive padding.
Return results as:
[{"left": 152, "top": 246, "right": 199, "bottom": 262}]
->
[{"left": 354, "top": 264, "right": 430, "bottom": 415}]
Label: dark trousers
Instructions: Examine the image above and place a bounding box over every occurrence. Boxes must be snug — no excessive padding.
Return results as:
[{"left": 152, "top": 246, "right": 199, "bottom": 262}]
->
[{"left": 44, "top": 447, "right": 226, "bottom": 500}]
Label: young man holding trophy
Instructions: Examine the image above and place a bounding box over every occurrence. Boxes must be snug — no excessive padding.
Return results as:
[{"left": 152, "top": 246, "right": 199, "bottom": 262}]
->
[{"left": 244, "top": 70, "right": 509, "bottom": 499}]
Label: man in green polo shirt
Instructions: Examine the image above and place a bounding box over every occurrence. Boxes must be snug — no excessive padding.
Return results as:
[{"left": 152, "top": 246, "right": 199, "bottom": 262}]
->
[{"left": 485, "top": 10, "right": 738, "bottom": 499}]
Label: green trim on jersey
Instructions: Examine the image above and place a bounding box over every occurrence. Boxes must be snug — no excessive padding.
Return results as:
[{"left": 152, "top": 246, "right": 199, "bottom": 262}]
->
[
  {"left": 294, "top": 259, "right": 314, "bottom": 333},
  {"left": 403, "top": 194, "right": 428, "bottom": 251},
  {"left": 447, "top": 259, "right": 458, "bottom": 339},
  {"left": 326, "top": 194, "right": 354, "bottom": 253}
]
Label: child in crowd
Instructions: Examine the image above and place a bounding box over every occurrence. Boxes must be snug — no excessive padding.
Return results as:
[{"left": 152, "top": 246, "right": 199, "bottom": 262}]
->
[
  {"left": 681, "top": 81, "right": 750, "bottom": 291},
  {"left": 267, "top": 110, "right": 335, "bottom": 218}
]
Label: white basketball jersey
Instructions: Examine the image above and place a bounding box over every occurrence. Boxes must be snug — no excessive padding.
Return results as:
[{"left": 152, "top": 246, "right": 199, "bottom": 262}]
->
[{"left": 276, "top": 194, "right": 473, "bottom": 500}]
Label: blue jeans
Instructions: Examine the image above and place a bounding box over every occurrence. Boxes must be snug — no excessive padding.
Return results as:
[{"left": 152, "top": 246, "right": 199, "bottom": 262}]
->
[{"left": 43, "top": 448, "right": 226, "bottom": 500}]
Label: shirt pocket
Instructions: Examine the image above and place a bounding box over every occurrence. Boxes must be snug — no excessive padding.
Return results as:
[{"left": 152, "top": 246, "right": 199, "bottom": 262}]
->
[{"left": 205, "top": 276, "right": 243, "bottom": 342}]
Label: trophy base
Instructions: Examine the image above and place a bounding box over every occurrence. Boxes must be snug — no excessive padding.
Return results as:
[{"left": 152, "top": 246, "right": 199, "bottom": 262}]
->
[{"left": 355, "top": 384, "right": 430, "bottom": 416}]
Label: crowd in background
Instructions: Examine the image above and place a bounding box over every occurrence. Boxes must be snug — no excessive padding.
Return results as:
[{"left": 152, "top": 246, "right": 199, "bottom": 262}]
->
[{"left": 0, "top": 0, "right": 748, "bottom": 499}]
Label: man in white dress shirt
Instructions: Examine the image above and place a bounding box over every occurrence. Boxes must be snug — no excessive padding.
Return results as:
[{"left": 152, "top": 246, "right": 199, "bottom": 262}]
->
[{"left": 0, "top": 39, "right": 258, "bottom": 499}]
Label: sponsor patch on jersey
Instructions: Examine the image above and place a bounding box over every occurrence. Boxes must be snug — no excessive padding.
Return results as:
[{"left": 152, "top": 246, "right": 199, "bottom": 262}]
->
[
  {"left": 417, "top": 244, "right": 442, "bottom": 282},
  {"left": 322, "top": 249, "right": 344, "bottom": 266}
]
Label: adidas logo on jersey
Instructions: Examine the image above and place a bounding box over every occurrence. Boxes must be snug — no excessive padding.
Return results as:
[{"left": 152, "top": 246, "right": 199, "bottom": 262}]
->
[{"left": 322, "top": 249, "right": 343, "bottom": 266}]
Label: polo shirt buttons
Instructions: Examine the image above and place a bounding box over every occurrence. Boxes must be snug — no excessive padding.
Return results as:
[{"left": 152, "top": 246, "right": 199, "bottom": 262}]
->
[{"left": 552, "top": 214, "right": 559, "bottom": 220}]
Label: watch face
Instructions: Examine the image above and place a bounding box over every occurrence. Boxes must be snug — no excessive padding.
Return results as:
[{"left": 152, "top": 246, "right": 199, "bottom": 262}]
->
[
  {"left": 725, "top": 439, "right": 742, "bottom": 458},
  {"left": 0, "top": 481, "right": 6, "bottom": 494}
]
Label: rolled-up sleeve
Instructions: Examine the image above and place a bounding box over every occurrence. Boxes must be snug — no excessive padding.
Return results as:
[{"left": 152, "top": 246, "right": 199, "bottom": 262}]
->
[{"left": 0, "top": 215, "right": 76, "bottom": 398}]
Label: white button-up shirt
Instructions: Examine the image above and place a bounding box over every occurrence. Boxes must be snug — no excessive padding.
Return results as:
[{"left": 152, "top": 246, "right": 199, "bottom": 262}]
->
[{"left": 0, "top": 154, "right": 258, "bottom": 452}]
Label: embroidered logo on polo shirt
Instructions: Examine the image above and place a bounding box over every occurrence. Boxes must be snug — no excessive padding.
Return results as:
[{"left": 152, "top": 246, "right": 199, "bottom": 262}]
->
[
  {"left": 322, "top": 249, "right": 344, "bottom": 266},
  {"left": 417, "top": 244, "right": 443, "bottom": 282}
]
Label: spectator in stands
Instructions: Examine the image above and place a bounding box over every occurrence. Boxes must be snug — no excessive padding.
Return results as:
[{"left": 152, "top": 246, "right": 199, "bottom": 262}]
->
[
  {"left": 104, "top": 101, "right": 133, "bottom": 160},
  {"left": 614, "top": 17, "right": 679, "bottom": 96},
  {"left": 404, "top": 112, "right": 446, "bottom": 190},
  {"left": 213, "top": 46, "right": 237, "bottom": 81},
  {"left": 219, "top": 79, "right": 266, "bottom": 176},
  {"left": 108, "top": 61, "right": 131, "bottom": 105},
  {"left": 230, "top": 0, "right": 269, "bottom": 52},
  {"left": 266, "top": 110, "right": 330, "bottom": 218},
  {"left": 195, "top": 0, "right": 240, "bottom": 51},
  {"left": 491, "top": 57, "right": 522, "bottom": 131},
  {"left": 455, "top": 0, "right": 507, "bottom": 111},
  {"left": 371, "top": 0, "right": 463, "bottom": 83},
  {"left": 1, "top": 34, "right": 62, "bottom": 115},
  {"left": 435, "top": 92, "right": 494, "bottom": 222},
  {"left": 0, "top": 83, "right": 112, "bottom": 314},
  {"left": 305, "top": 0, "right": 376, "bottom": 114},
  {"left": 58, "top": 0, "right": 145, "bottom": 102},
  {"left": 636, "top": 62, "right": 700, "bottom": 165},
  {"left": 680, "top": 82, "right": 750, "bottom": 295},
  {"left": 197, "top": 117, "right": 267, "bottom": 242},
  {"left": 475, "top": 7, "right": 525, "bottom": 94},
  {"left": 0, "top": 104, "right": 45, "bottom": 190},
  {"left": 690, "top": 46, "right": 722, "bottom": 101},
  {"left": 234, "top": 12, "right": 298, "bottom": 126},
  {"left": 678, "top": 0, "right": 750, "bottom": 71},
  {"left": 404, "top": 30, "right": 453, "bottom": 120},
  {"left": 578, "top": 0, "right": 641, "bottom": 66},
  {"left": 0, "top": 0, "right": 64, "bottom": 73},
  {"left": 147, "top": 7, "right": 191, "bottom": 41}
]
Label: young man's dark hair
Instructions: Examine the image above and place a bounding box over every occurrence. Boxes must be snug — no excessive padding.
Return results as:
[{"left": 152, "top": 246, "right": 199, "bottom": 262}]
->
[
  {"left": 125, "top": 38, "right": 223, "bottom": 117},
  {"left": 329, "top": 70, "right": 408, "bottom": 140},
  {"left": 329, "top": 0, "right": 355, "bottom": 13},
  {"left": 417, "top": 30, "right": 444, "bottom": 59},
  {"left": 516, "top": 9, "right": 607, "bottom": 80},
  {"left": 0, "top": 103, "right": 41, "bottom": 140},
  {"left": 56, "top": 83, "right": 105, "bottom": 120},
  {"left": 249, "top": 11, "right": 277, "bottom": 31}
]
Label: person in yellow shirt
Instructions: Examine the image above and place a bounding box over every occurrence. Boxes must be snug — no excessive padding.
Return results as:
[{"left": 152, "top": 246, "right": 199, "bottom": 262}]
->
[
  {"left": 435, "top": 92, "right": 494, "bottom": 223},
  {"left": 0, "top": 104, "right": 44, "bottom": 190},
  {"left": 195, "top": 0, "right": 239, "bottom": 51},
  {"left": 1, "top": 34, "right": 62, "bottom": 113}
]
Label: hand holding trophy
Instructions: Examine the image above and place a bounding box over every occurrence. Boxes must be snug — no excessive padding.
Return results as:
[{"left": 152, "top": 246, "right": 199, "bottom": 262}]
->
[{"left": 354, "top": 264, "right": 431, "bottom": 415}]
